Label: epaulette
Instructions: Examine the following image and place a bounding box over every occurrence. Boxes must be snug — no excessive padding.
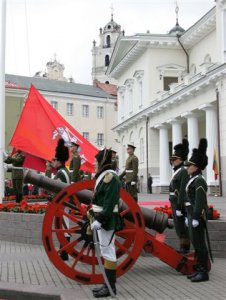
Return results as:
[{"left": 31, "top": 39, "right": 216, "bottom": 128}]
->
[{"left": 103, "top": 172, "right": 113, "bottom": 183}]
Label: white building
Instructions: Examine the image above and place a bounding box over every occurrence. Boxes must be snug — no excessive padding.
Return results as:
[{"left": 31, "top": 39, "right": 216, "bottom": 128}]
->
[
  {"left": 107, "top": 1, "right": 226, "bottom": 195},
  {"left": 91, "top": 13, "right": 123, "bottom": 84}
]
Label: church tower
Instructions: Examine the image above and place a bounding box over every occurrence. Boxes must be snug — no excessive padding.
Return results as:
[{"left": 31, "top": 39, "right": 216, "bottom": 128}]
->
[{"left": 92, "top": 12, "right": 122, "bottom": 84}]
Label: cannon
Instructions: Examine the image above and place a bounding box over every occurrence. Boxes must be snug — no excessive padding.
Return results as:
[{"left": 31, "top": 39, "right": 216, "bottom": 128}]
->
[{"left": 24, "top": 170, "right": 203, "bottom": 284}]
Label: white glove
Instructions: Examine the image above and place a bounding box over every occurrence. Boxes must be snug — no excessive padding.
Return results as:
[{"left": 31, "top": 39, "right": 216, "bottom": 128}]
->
[
  {"left": 192, "top": 219, "right": 199, "bottom": 228},
  {"left": 91, "top": 220, "right": 102, "bottom": 230},
  {"left": 176, "top": 210, "right": 183, "bottom": 217},
  {"left": 185, "top": 217, "right": 188, "bottom": 227},
  {"left": 131, "top": 181, "right": 136, "bottom": 186},
  {"left": 3, "top": 151, "right": 8, "bottom": 159}
]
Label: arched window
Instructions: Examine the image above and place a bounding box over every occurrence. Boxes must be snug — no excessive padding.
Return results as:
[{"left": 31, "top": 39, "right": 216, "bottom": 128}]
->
[
  {"left": 106, "top": 35, "right": 111, "bottom": 47},
  {"left": 105, "top": 55, "right": 110, "bottom": 66}
]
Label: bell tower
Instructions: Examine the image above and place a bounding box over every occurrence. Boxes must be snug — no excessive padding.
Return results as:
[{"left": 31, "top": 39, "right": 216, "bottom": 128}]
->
[{"left": 92, "top": 11, "right": 123, "bottom": 84}]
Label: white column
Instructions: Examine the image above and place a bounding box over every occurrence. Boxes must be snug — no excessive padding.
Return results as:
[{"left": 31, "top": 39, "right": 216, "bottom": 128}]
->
[
  {"left": 0, "top": 0, "right": 6, "bottom": 202},
  {"left": 155, "top": 124, "right": 171, "bottom": 185},
  {"left": 181, "top": 112, "right": 199, "bottom": 155},
  {"left": 199, "top": 104, "right": 219, "bottom": 185},
  {"left": 167, "top": 118, "right": 183, "bottom": 147}
]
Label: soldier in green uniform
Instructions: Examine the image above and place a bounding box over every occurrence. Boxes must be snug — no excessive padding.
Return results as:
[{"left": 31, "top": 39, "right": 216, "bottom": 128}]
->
[
  {"left": 111, "top": 150, "right": 118, "bottom": 172},
  {"left": 119, "top": 144, "right": 139, "bottom": 201},
  {"left": 4, "top": 149, "right": 25, "bottom": 203},
  {"left": 185, "top": 138, "right": 210, "bottom": 282},
  {"left": 52, "top": 138, "right": 71, "bottom": 261},
  {"left": 69, "top": 142, "right": 81, "bottom": 182},
  {"left": 90, "top": 148, "right": 123, "bottom": 298},
  {"left": 169, "top": 139, "right": 190, "bottom": 254},
  {"left": 45, "top": 160, "right": 52, "bottom": 178}
]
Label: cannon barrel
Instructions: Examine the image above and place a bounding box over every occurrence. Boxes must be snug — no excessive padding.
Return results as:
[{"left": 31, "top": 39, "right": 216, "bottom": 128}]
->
[{"left": 24, "top": 170, "right": 169, "bottom": 233}]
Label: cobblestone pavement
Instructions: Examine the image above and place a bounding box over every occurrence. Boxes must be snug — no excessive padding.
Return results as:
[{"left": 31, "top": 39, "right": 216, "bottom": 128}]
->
[{"left": 0, "top": 241, "right": 225, "bottom": 300}]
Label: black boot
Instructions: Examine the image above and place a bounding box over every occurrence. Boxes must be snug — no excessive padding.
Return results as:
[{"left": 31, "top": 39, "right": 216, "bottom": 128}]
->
[
  {"left": 60, "top": 236, "right": 70, "bottom": 261},
  {"left": 190, "top": 266, "right": 209, "bottom": 282},
  {"left": 93, "top": 269, "right": 116, "bottom": 298},
  {"left": 92, "top": 284, "right": 106, "bottom": 294},
  {"left": 187, "top": 264, "right": 200, "bottom": 279}
]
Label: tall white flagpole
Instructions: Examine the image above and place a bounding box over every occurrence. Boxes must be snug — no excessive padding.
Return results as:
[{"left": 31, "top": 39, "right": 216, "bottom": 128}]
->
[{"left": 0, "top": 0, "right": 6, "bottom": 203}]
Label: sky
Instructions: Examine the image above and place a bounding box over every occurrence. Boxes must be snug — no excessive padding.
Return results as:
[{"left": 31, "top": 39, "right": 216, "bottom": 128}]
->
[{"left": 5, "top": 0, "right": 215, "bottom": 85}]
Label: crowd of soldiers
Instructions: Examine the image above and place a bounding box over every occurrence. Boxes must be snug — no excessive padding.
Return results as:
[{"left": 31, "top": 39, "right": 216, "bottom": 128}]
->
[{"left": 3, "top": 136, "right": 211, "bottom": 298}]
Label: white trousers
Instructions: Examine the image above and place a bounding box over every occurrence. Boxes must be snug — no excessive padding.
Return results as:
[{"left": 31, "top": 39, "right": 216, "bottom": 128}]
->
[{"left": 97, "top": 228, "right": 116, "bottom": 262}]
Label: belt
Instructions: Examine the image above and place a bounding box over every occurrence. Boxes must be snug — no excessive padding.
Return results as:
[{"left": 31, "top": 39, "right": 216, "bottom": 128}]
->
[
  {"left": 169, "top": 192, "right": 175, "bottom": 196},
  {"left": 92, "top": 204, "right": 119, "bottom": 213},
  {"left": 185, "top": 202, "right": 191, "bottom": 206},
  {"left": 126, "top": 170, "right": 133, "bottom": 173}
]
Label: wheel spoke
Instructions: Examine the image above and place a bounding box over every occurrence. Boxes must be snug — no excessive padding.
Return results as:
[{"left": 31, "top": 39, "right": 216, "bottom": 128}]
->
[
  {"left": 57, "top": 236, "right": 83, "bottom": 254},
  {"left": 115, "top": 239, "right": 131, "bottom": 255},
  {"left": 57, "top": 208, "right": 83, "bottom": 223},
  {"left": 120, "top": 208, "right": 130, "bottom": 216},
  {"left": 72, "top": 244, "right": 86, "bottom": 269},
  {"left": 52, "top": 225, "right": 80, "bottom": 234}
]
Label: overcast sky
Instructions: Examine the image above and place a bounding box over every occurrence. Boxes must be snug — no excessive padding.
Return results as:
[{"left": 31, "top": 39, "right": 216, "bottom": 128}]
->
[{"left": 5, "top": 0, "right": 215, "bottom": 85}]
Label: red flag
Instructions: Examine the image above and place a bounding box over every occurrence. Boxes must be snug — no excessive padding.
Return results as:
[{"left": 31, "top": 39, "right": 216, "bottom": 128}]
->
[
  {"left": 212, "top": 147, "right": 219, "bottom": 180},
  {"left": 10, "top": 85, "right": 98, "bottom": 173}
]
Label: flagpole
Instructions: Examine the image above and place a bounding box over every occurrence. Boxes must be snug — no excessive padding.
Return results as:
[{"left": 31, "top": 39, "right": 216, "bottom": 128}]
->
[{"left": 0, "top": 0, "right": 6, "bottom": 203}]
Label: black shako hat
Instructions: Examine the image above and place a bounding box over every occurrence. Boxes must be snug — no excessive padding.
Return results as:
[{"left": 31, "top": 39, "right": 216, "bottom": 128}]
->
[
  {"left": 54, "top": 138, "right": 69, "bottom": 163},
  {"left": 186, "top": 138, "right": 208, "bottom": 170},
  {"left": 95, "top": 148, "right": 112, "bottom": 166},
  {"left": 171, "top": 139, "right": 189, "bottom": 161}
]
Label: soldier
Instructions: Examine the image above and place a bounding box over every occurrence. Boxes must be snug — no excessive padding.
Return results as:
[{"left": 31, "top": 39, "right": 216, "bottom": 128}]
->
[
  {"left": 90, "top": 148, "right": 123, "bottom": 298},
  {"left": 169, "top": 139, "right": 190, "bottom": 254},
  {"left": 119, "top": 144, "right": 139, "bottom": 201},
  {"left": 111, "top": 150, "right": 118, "bottom": 172},
  {"left": 69, "top": 142, "right": 81, "bottom": 182},
  {"left": 4, "top": 149, "right": 25, "bottom": 203},
  {"left": 185, "top": 138, "right": 210, "bottom": 282},
  {"left": 45, "top": 160, "right": 52, "bottom": 178},
  {"left": 52, "top": 138, "right": 71, "bottom": 261}
]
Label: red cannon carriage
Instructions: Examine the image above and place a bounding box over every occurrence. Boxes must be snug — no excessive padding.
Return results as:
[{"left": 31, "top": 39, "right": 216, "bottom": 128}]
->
[{"left": 24, "top": 170, "right": 208, "bottom": 284}]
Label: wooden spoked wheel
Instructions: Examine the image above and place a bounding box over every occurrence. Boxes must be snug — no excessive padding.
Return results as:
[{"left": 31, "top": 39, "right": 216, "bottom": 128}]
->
[{"left": 42, "top": 180, "right": 145, "bottom": 284}]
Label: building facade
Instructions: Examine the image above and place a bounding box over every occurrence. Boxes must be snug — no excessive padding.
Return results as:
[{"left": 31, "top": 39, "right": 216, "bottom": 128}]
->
[{"left": 107, "top": 1, "right": 226, "bottom": 195}]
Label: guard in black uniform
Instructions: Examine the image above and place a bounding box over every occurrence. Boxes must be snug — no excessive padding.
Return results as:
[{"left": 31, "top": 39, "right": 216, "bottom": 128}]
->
[
  {"left": 52, "top": 138, "right": 71, "bottom": 261},
  {"left": 169, "top": 139, "right": 190, "bottom": 254},
  {"left": 185, "top": 138, "right": 210, "bottom": 282}
]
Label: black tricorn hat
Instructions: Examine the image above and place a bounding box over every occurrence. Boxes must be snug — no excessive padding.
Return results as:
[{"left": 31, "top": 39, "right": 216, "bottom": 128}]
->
[
  {"left": 171, "top": 139, "right": 189, "bottom": 161},
  {"left": 186, "top": 138, "right": 208, "bottom": 170},
  {"left": 54, "top": 138, "right": 69, "bottom": 163},
  {"left": 127, "top": 144, "right": 136, "bottom": 150}
]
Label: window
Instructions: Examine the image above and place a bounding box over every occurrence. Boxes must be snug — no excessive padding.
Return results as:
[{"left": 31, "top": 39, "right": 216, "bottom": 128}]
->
[
  {"left": 128, "top": 88, "right": 133, "bottom": 114},
  {"left": 82, "top": 105, "right": 89, "bottom": 117},
  {"left": 97, "top": 106, "right": 104, "bottom": 119},
  {"left": 51, "top": 101, "right": 58, "bottom": 110},
  {"left": 83, "top": 132, "right": 89, "bottom": 140},
  {"left": 66, "top": 103, "right": 73, "bottom": 116},
  {"left": 97, "top": 133, "right": 104, "bottom": 146},
  {"left": 163, "top": 76, "right": 178, "bottom": 91},
  {"left": 105, "top": 55, "right": 110, "bottom": 66},
  {"left": 106, "top": 35, "right": 111, "bottom": 47}
]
